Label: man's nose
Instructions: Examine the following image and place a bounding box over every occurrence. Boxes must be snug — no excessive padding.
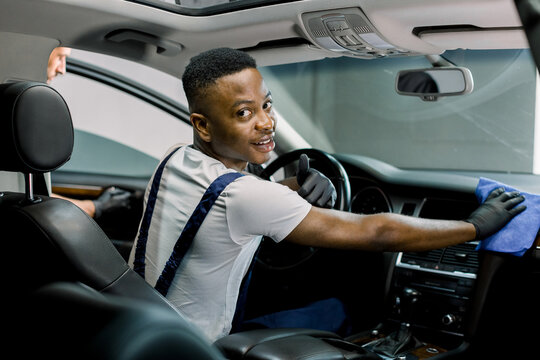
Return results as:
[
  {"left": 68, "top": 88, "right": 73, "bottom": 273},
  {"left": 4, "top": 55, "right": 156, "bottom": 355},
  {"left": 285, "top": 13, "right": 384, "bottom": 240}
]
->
[
  {"left": 57, "top": 59, "right": 67, "bottom": 74},
  {"left": 255, "top": 112, "right": 274, "bottom": 130}
]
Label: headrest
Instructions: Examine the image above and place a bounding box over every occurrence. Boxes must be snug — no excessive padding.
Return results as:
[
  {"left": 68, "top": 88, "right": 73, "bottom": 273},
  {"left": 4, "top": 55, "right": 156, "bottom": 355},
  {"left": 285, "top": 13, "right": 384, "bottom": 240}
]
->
[{"left": 0, "top": 81, "right": 73, "bottom": 173}]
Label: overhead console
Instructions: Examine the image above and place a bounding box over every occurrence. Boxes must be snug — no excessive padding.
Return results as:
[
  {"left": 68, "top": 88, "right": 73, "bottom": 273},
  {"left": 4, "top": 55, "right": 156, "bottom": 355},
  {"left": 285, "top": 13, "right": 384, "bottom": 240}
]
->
[{"left": 301, "top": 7, "right": 419, "bottom": 59}]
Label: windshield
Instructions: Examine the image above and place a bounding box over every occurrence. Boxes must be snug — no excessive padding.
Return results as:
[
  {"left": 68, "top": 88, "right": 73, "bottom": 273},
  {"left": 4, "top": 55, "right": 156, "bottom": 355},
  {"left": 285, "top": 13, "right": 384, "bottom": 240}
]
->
[{"left": 260, "top": 49, "right": 539, "bottom": 174}]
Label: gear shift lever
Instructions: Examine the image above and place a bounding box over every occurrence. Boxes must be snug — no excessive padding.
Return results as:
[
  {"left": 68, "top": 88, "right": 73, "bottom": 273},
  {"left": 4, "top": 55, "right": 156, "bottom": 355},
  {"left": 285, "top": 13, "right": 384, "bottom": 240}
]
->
[
  {"left": 401, "top": 287, "right": 421, "bottom": 324},
  {"left": 366, "top": 287, "right": 423, "bottom": 357}
]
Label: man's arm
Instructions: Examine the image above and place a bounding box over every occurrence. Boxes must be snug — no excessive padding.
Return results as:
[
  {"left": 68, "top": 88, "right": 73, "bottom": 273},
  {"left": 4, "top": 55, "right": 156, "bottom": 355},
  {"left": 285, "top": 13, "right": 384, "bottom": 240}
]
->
[
  {"left": 50, "top": 187, "right": 131, "bottom": 219},
  {"left": 285, "top": 208, "right": 476, "bottom": 252},
  {"left": 285, "top": 188, "right": 526, "bottom": 252},
  {"left": 51, "top": 193, "right": 96, "bottom": 217}
]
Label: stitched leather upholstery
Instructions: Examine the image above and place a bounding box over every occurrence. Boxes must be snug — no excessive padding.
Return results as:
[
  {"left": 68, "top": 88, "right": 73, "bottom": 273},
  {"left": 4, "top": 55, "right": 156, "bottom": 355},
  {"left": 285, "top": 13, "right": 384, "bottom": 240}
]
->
[{"left": 0, "top": 81, "right": 73, "bottom": 173}]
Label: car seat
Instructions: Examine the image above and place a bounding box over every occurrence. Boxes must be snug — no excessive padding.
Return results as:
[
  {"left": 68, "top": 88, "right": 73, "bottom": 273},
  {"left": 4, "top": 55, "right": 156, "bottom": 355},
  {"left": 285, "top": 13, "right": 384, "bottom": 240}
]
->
[
  {"left": 0, "top": 81, "right": 181, "bottom": 312},
  {"left": 17, "top": 281, "right": 224, "bottom": 359},
  {"left": 0, "top": 80, "right": 381, "bottom": 360}
]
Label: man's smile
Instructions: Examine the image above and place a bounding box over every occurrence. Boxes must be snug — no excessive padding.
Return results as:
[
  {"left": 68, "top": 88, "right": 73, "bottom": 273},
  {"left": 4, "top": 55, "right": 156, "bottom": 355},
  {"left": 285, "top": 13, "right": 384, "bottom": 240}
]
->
[{"left": 252, "top": 134, "right": 275, "bottom": 152}]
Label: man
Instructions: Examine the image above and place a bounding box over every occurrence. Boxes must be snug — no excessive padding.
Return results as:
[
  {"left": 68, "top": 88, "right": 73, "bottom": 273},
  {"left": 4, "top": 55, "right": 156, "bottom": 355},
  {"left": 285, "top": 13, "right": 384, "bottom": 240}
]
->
[
  {"left": 128, "top": 48, "right": 526, "bottom": 342},
  {"left": 46, "top": 46, "right": 131, "bottom": 219},
  {"left": 47, "top": 46, "right": 71, "bottom": 84}
]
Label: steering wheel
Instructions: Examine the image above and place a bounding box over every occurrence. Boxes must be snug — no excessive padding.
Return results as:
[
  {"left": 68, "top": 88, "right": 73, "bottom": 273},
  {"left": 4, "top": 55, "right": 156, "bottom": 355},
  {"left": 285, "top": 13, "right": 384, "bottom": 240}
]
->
[{"left": 256, "top": 148, "right": 352, "bottom": 270}]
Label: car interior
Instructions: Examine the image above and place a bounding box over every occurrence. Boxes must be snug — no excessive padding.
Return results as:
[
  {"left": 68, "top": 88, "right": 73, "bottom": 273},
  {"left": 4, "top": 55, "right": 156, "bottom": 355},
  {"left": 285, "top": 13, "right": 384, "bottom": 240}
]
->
[{"left": 1, "top": 0, "right": 539, "bottom": 359}]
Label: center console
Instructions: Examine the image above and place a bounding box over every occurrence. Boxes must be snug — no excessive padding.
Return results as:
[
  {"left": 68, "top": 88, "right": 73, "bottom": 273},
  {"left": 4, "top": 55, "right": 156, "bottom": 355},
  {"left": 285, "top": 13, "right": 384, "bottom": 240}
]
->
[
  {"left": 391, "top": 242, "right": 479, "bottom": 335},
  {"left": 348, "top": 242, "right": 480, "bottom": 359}
]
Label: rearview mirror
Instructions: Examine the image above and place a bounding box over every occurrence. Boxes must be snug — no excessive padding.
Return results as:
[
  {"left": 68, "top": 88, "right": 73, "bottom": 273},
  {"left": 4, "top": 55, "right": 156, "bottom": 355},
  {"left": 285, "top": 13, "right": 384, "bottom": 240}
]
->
[{"left": 396, "top": 67, "right": 474, "bottom": 101}]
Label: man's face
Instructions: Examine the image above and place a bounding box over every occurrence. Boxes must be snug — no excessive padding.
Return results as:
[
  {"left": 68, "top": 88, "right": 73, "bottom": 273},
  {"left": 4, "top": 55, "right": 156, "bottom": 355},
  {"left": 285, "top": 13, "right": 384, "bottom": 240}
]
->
[
  {"left": 201, "top": 68, "right": 276, "bottom": 170},
  {"left": 47, "top": 47, "right": 72, "bottom": 84}
]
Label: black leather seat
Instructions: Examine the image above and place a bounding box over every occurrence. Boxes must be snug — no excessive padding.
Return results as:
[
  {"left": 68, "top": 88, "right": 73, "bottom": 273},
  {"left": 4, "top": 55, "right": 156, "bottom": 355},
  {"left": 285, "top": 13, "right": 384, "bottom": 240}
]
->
[
  {"left": 18, "top": 281, "right": 224, "bottom": 360},
  {"left": 0, "top": 81, "right": 180, "bottom": 312},
  {"left": 0, "top": 81, "right": 219, "bottom": 359},
  {"left": 0, "top": 81, "right": 379, "bottom": 360}
]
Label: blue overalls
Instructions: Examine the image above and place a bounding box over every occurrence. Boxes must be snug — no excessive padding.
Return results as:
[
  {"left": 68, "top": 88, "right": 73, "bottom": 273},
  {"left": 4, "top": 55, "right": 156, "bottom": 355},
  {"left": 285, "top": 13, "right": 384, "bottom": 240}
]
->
[{"left": 132, "top": 146, "right": 251, "bottom": 331}]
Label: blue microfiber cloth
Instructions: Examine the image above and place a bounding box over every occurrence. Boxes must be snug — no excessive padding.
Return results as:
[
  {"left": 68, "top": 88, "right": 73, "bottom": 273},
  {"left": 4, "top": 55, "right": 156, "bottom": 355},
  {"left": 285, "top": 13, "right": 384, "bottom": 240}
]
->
[{"left": 475, "top": 177, "right": 540, "bottom": 256}]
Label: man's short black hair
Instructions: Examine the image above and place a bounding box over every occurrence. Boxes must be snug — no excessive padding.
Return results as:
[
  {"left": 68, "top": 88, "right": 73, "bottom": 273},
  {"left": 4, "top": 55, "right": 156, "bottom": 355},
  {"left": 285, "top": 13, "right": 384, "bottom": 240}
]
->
[{"left": 182, "top": 47, "right": 257, "bottom": 113}]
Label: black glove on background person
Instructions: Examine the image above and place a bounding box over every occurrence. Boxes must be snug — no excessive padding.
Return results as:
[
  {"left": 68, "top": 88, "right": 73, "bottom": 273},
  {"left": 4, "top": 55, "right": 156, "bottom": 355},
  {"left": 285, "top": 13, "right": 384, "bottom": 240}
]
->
[
  {"left": 465, "top": 187, "right": 526, "bottom": 240},
  {"left": 93, "top": 186, "right": 131, "bottom": 220},
  {"left": 296, "top": 154, "right": 337, "bottom": 208}
]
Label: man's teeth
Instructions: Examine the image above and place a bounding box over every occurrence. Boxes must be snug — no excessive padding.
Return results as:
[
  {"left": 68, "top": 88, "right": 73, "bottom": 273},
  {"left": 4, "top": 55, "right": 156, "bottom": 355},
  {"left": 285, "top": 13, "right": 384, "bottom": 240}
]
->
[{"left": 256, "top": 139, "right": 271, "bottom": 145}]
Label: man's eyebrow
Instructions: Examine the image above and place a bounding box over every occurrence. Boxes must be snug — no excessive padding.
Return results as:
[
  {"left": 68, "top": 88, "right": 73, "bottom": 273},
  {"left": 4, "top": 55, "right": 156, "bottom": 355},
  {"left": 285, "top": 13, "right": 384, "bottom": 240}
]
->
[{"left": 231, "top": 91, "right": 272, "bottom": 108}]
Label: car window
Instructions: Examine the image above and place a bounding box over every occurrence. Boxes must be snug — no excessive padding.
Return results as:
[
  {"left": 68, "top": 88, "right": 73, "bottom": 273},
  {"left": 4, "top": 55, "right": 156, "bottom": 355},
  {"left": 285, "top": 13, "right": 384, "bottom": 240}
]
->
[
  {"left": 62, "top": 129, "right": 160, "bottom": 177},
  {"left": 50, "top": 57, "right": 192, "bottom": 178},
  {"left": 260, "top": 49, "right": 539, "bottom": 174}
]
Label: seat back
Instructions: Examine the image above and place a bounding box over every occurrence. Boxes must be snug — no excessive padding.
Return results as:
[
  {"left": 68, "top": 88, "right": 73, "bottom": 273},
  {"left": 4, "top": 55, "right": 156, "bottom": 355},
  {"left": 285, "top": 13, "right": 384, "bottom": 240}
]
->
[
  {"left": 0, "top": 80, "right": 228, "bottom": 358},
  {"left": 12, "top": 281, "right": 223, "bottom": 360},
  {"left": 0, "top": 81, "right": 179, "bottom": 312}
]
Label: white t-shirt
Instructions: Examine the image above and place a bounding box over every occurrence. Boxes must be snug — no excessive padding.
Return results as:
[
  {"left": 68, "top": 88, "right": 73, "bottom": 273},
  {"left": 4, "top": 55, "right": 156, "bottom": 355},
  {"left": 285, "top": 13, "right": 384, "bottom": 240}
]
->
[{"left": 128, "top": 145, "right": 311, "bottom": 342}]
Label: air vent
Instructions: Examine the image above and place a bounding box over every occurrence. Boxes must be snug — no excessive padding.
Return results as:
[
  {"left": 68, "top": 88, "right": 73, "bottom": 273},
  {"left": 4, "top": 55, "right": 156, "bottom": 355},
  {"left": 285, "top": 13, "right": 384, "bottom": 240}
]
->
[
  {"left": 441, "top": 243, "right": 479, "bottom": 272},
  {"left": 401, "top": 249, "right": 443, "bottom": 266},
  {"left": 397, "top": 242, "right": 478, "bottom": 278},
  {"left": 401, "top": 203, "right": 416, "bottom": 216}
]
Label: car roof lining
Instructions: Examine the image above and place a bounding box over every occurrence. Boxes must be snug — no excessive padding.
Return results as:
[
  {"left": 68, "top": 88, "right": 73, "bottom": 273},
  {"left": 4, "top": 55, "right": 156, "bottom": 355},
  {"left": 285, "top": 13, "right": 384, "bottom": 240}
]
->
[
  {"left": 0, "top": 32, "right": 59, "bottom": 84},
  {"left": 0, "top": 0, "right": 529, "bottom": 81}
]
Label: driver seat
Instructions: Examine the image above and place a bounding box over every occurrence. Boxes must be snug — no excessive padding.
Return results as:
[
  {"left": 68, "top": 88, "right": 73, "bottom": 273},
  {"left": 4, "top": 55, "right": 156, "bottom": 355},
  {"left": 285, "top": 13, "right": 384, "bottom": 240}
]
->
[{"left": 0, "top": 81, "right": 379, "bottom": 360}]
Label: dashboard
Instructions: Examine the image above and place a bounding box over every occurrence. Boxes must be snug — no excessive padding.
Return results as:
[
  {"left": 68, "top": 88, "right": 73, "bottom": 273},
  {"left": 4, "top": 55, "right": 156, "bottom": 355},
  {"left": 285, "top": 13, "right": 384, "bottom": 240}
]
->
[{"left": 334, "top": 153, "right": 539, "bottom": 354}]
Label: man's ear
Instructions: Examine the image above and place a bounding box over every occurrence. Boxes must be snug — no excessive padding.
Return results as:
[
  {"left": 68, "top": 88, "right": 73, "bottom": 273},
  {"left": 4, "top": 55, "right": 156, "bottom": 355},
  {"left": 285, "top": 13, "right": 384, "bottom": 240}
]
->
[{"left": 191, "top": 113, "right": 211, "bottom": 142}]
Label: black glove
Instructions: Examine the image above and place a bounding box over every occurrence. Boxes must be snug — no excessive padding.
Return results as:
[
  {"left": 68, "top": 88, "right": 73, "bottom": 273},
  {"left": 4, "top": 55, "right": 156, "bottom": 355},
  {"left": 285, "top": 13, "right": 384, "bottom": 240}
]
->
[
  {"left": 296, "top": 154, "right": 337, "bottom": 208},
  {"left": 466, "top": 187, "right": 526, "bottom": 240},
  {"left": 93, "top": 186, "right": 131, "bottom": 219}
]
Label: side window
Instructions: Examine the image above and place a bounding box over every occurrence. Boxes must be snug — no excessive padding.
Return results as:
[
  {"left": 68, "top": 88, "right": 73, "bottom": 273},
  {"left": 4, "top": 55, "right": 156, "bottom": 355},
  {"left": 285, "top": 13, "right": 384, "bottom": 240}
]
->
[
  {"left": 49, "top": 55, "right": 192, "bottom": 178},
  {"left": 63, "top": 129, "right": 160, "bottom": 177}
]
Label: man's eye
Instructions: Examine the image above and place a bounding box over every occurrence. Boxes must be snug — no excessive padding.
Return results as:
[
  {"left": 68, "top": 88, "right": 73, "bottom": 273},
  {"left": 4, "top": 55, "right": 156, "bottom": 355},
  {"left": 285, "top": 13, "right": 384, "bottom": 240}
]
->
[
  {"left": 263, "top": 101, "right": 273, "bottom": 110},
  {"left": 238, "top": 109, "right": 252, "bottom": 117}
]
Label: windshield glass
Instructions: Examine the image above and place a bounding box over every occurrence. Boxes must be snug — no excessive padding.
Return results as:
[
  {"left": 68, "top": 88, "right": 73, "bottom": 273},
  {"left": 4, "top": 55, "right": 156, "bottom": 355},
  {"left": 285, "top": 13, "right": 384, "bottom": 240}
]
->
[{"left": 260, "top": 49, "right": 539, "bottom": 174}]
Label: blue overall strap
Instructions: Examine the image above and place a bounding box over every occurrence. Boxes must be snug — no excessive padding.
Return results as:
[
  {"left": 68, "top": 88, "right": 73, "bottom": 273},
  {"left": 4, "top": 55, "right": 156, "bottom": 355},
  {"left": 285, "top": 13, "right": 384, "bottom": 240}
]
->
[
  {"left": 154, "top": 172, "right": 245, "bottom": 296},
  {"left": 133, "top": 146, "right": 181, "bottom": 278}
]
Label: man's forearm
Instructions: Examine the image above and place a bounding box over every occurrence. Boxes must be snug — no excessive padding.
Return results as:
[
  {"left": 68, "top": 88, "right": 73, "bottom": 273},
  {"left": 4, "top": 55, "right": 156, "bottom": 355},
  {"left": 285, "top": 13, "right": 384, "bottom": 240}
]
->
[
  {"left": 368, "top": 213, "right": 477, "bottom": 252},
  {"left": 51, "top": 193, "right": 96, "bottom": 218},
  {"left": 287, "top": 208, "right": 477, "bottom": 252}
]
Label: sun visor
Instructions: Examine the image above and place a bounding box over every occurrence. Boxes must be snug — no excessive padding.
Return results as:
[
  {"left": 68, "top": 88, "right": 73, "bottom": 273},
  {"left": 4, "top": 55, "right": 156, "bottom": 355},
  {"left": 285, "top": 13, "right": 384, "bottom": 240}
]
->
[{"left": 418, "top": 28, "right": 529, "bottom": 50}]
